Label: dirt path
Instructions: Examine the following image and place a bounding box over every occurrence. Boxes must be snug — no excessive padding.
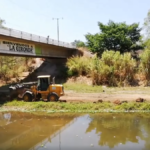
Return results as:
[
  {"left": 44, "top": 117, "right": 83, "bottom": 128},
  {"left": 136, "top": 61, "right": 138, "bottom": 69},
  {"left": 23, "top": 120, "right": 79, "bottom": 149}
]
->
[
  {"left": 59, "top": 90, "right": 150, "bottom": 102},
  {"left": 1, "top": 87, "right": 150, "bottom": 103}
]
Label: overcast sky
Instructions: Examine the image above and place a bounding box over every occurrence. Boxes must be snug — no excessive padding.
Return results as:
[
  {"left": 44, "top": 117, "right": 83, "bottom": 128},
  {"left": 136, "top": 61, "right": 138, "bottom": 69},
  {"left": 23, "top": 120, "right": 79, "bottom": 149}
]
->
[{"left": 0, "top": 0, "right": 150, "bottom": 43}]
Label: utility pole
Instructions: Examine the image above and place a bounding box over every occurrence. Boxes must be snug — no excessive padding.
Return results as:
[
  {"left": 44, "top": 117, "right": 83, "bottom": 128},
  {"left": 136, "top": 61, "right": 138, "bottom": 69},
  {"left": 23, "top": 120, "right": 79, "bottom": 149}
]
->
[{"left": 52, "top": 18, "right": 63, "bottom": 43}]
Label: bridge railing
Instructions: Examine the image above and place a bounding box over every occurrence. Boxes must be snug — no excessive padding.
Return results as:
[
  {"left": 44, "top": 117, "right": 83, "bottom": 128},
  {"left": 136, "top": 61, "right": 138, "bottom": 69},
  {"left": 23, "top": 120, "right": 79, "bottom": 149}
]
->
[{"left": 0, "top": 27, "right": 76, "bottom": 49}]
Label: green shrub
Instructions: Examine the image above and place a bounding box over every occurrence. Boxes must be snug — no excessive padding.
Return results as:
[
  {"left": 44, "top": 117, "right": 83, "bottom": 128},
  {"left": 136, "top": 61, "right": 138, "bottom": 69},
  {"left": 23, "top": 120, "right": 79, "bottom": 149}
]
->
[
  {"left": 66, "top": 56, "right": 91, "bottom": 76},
  {"left": 91, "top": 51, "right": 136, "bottom": 86},
  {"left": 67, "top": 51, "right": 137, "bottom": 86},
  {"left": 0, "top": 56, "right": 35, "bottom": 83},
  {"left": 140, "top": 48, "right": 150, "bottom": 83}
]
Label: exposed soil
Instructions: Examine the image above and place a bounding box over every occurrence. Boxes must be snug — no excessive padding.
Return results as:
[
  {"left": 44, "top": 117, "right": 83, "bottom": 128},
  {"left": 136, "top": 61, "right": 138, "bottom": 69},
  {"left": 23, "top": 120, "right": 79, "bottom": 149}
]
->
[
  {"left": 1, "top": 88, "right": 150, "bottom": 103},
  {"left": 59, "top": 89, "right": 150, "bottom": 103}
]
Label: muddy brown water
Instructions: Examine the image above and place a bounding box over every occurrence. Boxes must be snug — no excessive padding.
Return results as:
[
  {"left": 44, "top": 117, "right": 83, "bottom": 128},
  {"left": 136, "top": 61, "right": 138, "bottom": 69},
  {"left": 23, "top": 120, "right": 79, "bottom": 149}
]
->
[{"left": 0, "top": 112, "right": 150, "bottom": 150}]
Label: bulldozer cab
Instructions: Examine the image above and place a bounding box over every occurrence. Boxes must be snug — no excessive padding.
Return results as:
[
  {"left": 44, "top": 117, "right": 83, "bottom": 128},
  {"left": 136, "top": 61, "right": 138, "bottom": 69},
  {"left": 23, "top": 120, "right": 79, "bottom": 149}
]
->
[
  {"left": 37, "top": 75, "right": 50, "bottom": 91},
  {"left": 19, "top": 75, "right": 64, "bottom": 102}
]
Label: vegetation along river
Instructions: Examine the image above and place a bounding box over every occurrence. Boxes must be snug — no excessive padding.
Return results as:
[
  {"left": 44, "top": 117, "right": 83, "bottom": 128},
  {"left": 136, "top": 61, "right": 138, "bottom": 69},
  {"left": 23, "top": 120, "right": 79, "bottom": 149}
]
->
[{"left": 0, "top": 112, "right": 150, "bottom": 150}]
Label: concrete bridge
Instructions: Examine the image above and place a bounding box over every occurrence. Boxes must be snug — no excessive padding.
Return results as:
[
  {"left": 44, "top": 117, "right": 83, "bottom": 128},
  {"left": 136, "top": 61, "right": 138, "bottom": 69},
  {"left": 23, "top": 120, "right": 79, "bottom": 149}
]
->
[{"left": 0, "top": 28, "right": 77, "bottom": 58}]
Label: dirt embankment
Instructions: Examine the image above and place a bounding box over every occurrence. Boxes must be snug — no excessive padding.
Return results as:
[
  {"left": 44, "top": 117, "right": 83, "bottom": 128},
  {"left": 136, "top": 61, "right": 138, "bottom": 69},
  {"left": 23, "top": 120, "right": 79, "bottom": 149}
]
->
[
  {"left": 21, "top": 58, "right": 67, "bottom": 83},
  {"left": 60, "top": 91, "right": 150, "bottom": 102},
  {"left": 1, "top": 89, "right": 149, "bottom": 103}
]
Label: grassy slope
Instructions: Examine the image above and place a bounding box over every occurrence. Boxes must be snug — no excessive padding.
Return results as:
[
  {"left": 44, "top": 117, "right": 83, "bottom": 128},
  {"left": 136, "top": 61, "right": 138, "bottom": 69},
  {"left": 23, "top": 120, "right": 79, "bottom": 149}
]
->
[
  {"left": 63, "top": 83, "right": 103, "bottom": 93},
  {"left": 1, "top": 100, "right": 150, "bottom": 113}
]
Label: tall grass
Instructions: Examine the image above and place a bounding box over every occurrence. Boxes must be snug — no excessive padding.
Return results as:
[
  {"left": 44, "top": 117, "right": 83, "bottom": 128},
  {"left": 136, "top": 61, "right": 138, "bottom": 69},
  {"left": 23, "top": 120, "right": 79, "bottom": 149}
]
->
[
  {"left": 67, "top": 51, "right": 136, "bottom": 86},
  {"left": 66, "top": 56, "right": 92, "bottom": 76},
  {"left": 0, "top": 56, "right": 34, "bottom": 83},
  {"left": 140, "top": 48, "right": 150, "bottom": 84}
]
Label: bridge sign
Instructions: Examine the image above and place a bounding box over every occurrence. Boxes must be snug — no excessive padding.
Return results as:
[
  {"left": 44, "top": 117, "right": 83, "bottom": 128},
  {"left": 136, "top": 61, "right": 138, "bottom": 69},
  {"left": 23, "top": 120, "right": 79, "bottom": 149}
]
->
[{"left": 0, "top": 39, "right": 36, "bottom": 55}]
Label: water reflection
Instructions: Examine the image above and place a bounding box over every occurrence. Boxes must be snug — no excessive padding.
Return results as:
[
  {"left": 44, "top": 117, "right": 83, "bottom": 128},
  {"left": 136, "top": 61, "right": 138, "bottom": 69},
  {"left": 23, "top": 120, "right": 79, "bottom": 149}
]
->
[
  {"left": 86, "top": 113, "right": 150, "bottom": 150},
  {"left": 1, "top": 112, "right": 150, "bottom": 150},
  {"left": 0, "top": 112, "right": 78, "bottom": 150},
  {"left": 0, "top": 112, "right": 11, "bottom": 126}
]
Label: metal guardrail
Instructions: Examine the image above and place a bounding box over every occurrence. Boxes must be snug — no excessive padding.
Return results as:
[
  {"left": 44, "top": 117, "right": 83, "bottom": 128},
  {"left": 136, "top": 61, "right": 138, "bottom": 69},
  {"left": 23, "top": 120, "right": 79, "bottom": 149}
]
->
[{"left": 0, "top": 28, "right": 76, "bottom": 49}]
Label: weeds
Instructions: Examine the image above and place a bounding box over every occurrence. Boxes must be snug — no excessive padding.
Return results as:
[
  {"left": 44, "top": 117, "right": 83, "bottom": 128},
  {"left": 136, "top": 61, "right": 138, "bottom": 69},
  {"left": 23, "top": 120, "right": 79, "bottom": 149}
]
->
[
  {"left": 2, "top": 101, "right": 150, "bottom": 112},
  {"left": 63, "top": 82, "right": 103, "bottom": 93},
  {"left": 0, "top": 56, "right": 34, "bottom": 83},
  {"left": 67, "top": 51, "right": 136, "bottom": 86},
  {"left": 139, "top": 48, "right": 150, "bottom": 84},
  {"left": 66, "top": 56, "right": 91, "bottom": 76}
]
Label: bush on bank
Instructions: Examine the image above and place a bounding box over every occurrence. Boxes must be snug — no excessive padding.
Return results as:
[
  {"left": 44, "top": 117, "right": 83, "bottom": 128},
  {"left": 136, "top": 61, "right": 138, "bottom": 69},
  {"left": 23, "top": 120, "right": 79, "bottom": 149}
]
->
[
  {"left": 67, "top": 50, "right": 150, "bottom": 86},
  {"left": 140, "top": 48, "right": 150, "bottom": 82},
  {"left": 0, "top": 56, "right": 34, "bottom": 83}
]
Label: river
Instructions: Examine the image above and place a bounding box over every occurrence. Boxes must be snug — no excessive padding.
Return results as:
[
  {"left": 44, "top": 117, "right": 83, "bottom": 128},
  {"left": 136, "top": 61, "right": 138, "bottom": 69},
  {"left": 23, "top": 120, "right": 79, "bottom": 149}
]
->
[{"left": 0, "top": 112, "right": 150, "bottom": 150}]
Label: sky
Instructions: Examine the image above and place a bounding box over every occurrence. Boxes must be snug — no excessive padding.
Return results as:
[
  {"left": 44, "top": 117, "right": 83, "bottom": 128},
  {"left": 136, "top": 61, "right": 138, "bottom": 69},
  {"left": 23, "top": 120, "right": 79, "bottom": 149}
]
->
[{"left": 0, "top": 0, "right": 150, "bottom": 43}]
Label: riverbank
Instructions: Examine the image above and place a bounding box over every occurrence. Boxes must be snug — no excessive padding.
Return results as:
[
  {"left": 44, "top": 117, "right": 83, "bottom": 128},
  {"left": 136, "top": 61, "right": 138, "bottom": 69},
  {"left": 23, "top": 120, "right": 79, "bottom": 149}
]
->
[
  {"left": 1, "top": 100, "right": 150, "bottom": 113},
  {"left": 1, "top": 83, "right": 150, "bottom": 113},
  {"left": 62, "top": 83, "right": 150, "bottom": 102}
]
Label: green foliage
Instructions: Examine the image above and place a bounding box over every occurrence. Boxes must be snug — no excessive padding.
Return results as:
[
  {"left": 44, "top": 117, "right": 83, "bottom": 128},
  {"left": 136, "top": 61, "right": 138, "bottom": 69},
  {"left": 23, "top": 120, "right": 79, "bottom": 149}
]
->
[
  {"left": 77, "top": 41, "right": 85, "bottom": 48},
  {"left": 63, "top": 82, "right": 103, "bottom": 93},
  {"left": 71, "top": 40, "right": 86, "bottom": 48},
  {"left": 67, "top": 51, "right": 136, "bottom": 86},
  {"left": 67, "top": 70, "right": 76, "bottom": 77},
  {"left": 66, "top": 56, "right": 91, "bottom": 76},
  {"left": 144, "top": 39, "right": 150, "bottom": 49},
  {"left": 93, "top": 51, "right": 136, "bottom": 86},
  {"left": 85, "top": 33, "right": 103, "bottom": 56},
  {"left": 0, "top": 56, "right": 34, "bottom": 83},
  {"left": 3, "top": 100, "right": 150, "bottom": 112},
  {"left": 139, "top": 48, "right": 150, "bottom": 82},
  {"left": 85, "top": 20, "right": 142, "bottom": 56}
]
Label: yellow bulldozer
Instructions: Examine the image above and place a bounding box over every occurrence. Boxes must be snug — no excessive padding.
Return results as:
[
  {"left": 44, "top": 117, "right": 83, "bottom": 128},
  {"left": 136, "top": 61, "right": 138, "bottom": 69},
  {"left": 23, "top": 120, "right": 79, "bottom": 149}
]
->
[{"left": 9, "top": 75, "right": 64, "bottom": 102}]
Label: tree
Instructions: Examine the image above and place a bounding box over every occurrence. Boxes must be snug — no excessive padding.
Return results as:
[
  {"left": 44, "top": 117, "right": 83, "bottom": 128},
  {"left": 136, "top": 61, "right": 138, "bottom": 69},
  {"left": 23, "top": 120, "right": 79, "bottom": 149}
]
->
[
  {"left": 85, "top": 20, "right": 143, "bottom": 56},
  {"left": 0, "top": 18, "right": 6, "bottom": 28},
  {"left": 144, "top": 10, "right": 150, "bottom": 49},
  {"left": 71, "top": 40, "right": 85, "bottom": 48},
  {"left": 144, "top": 10, "right": 150, "bottom": 38}
]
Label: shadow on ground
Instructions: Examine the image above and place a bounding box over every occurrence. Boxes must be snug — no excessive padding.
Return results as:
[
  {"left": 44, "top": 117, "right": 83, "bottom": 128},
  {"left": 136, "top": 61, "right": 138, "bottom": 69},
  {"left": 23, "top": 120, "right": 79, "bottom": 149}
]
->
[
  {"left": 22, "top": 58, "right": 68, "bottom": 84},
  {"left": 0, "top": 92, "right": 9, "bottom": 107}
]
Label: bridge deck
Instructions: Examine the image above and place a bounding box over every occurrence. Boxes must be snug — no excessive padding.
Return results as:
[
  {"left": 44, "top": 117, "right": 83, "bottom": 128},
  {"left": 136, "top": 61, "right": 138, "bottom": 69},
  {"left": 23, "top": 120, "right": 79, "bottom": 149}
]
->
[
  {"left": 0, "top": 28, "right": 76, "bottom": 49},
  {"left": 0, "top": 28, "right": 77, "bottom": 58}
]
